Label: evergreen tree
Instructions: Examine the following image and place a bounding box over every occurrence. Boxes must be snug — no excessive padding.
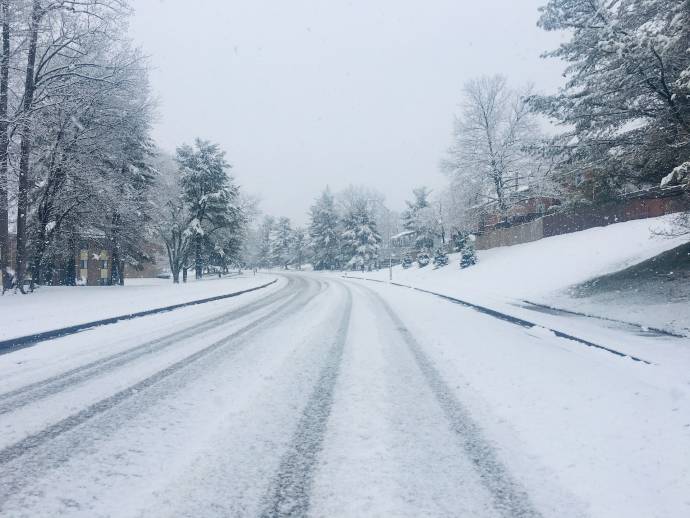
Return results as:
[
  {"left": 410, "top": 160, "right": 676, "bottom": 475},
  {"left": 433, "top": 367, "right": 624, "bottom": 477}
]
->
[
  {"left": 212, "top": 211, "right": 249, "bottom": 273},
  {"left": 341, "top": 199, "right": 381, "bottom": 270},
  {"left": 417, "top": 250, "right": 431, "bottom": 268},
  {"left": 309, "top": 187, "right": 340, "bottom": 270},
  {"left": 256, "top": 216, "right": 274, "bottom": 268},
  {"left": 177, "top": 139, "right": 240, "bottom": 279},
  {"left": 433, "top": 248, "right": 449, "bottom": 268},
  {"left": 271, "top": 216, "right": 292, "bottom": 269},
  {"left": 402, "top": 254, "right": 413, "bottom": 269},
  {"left": 460, "top": 235, "right": 477, "bottom": 269},
  {"left": 291, "top": 227, "right": 308, "bottom": 270},
  {"left": 532, "top": 0, "right": 690, "bottom": 190},
  {"left": 401, "top": 187, "right": 436, "bottom": 250}
]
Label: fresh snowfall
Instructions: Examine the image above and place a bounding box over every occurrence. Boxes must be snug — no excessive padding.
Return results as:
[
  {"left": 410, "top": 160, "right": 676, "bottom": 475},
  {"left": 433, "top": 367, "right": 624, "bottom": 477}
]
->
[{"left": 1, "top": 1, "right": 690, "bottom": 518}]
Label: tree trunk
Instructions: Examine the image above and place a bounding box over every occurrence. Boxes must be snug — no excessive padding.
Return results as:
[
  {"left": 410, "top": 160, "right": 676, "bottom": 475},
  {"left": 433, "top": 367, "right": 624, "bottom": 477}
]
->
[
  {"left": 110, "top": 243, "right": 119, "bottom": 286},
  {"left": 195, "top": 234, "right": 202, "bottom": 279},
  {"left": 493, "top": 173, "right": 507, "bottom": 216},
  {"left": 15, "top": 1, "right": 42, "bottom": 292},
  {"left": 109, "top": 223, "right": 119, "bottom": 286},
  {"left": 0, "top": 0, "right": 9, "bottom": 291},
  {"left": 182, "top": 267, "right": 188, "bottom": 283},
  {"left": 30, "top": 228, "right": 46, "bottom": 287},
  {"left": 63, "top": 240, "right": 77, "bottom": 286},
  {"left": 165, "top": 239, "right": 179, "bottom": 284}
]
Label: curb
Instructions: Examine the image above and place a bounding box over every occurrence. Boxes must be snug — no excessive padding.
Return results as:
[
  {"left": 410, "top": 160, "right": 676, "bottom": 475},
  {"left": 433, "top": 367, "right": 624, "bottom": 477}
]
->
[
  {"left": 520, "top": 299, "right": 686, "bottom": 339},
  {"left": 0, "top": 279, "right": 278, "bottom": 355},
  {"left": 343, "top": 275, "right": 652, "bottom": 365}
]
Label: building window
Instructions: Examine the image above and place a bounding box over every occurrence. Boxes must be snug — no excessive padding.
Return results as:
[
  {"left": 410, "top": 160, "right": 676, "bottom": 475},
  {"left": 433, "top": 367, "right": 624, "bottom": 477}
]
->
[
  {"left": 100, "top": 260, "right": 108, "bottom": 269},
  {"left": 80, "top": 259, "right": 87, "bottom": 269}
]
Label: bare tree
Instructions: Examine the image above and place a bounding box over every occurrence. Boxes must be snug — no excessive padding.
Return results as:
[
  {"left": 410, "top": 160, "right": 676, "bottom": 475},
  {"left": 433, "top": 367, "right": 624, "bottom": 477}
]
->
[
  {"left": 437, "top": 174, "right": 483, "bottom": 238},
  {"left": 443, "top": 75, "right": 540, "bottom": 216},
  {"left": 14, "top": 0, "right": 43, "bottom": 291},
  {"left": 13, "top": 0, "right": 130, "bottom": 291}
]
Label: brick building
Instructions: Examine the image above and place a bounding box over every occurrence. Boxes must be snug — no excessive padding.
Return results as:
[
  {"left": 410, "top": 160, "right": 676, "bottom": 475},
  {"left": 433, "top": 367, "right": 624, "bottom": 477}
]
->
[
  {"left": 2, "top": 231, "right": 163, "bottom": 287},
  {"left": 77, "top": 248, "right": 112, "bottom": 286}
]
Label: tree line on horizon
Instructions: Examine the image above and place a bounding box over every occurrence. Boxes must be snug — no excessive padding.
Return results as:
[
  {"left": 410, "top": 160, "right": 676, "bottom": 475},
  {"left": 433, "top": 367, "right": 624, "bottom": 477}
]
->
[{"left": 245, "top": 186, "right": 388, "bottom": 272}]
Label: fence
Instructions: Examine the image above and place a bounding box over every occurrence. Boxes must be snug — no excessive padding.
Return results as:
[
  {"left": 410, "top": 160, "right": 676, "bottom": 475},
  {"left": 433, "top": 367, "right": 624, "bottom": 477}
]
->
[{"left": 475, "top": 186, "right": 690, "bottom": 250}]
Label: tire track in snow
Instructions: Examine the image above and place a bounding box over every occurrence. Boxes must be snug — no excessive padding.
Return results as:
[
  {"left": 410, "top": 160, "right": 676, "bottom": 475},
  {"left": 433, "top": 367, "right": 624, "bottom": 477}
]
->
[
  {"left": 366, "top": 287, "right": 542, "bottom": 518},
  {"left": 0, "top": 276, "right": 322, "bottom": 479},
  {"left": 0, "top": 276, "right": 301, "bottom": 416},
  {"left": 259, "top": 284, "right": 352, "bottom": 518}
]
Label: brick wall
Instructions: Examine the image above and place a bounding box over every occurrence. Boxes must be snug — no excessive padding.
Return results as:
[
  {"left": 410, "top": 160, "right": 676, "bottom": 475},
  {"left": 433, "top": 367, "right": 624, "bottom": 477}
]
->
[
  {"left": 475, "top": 218, "right": 543, "bottom": 250},
  {"left": 475, "top": 188, "right": 690, "bottom": 251}
]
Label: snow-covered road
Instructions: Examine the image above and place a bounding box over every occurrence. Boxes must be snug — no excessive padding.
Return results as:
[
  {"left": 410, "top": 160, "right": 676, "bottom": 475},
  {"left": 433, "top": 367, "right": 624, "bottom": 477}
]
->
[{"left": 1, "top": 273, "right": 688, "bottom": 517}]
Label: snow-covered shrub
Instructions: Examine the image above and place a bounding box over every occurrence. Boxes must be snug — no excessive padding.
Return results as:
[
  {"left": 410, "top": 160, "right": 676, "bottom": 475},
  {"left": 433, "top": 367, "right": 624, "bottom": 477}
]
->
[{"left": 460, "top": 235, "right": 477, "bottom": 269}]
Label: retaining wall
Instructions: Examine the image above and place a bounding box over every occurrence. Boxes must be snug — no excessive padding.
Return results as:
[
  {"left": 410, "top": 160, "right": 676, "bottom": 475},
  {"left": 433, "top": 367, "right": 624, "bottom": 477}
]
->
[{"left": 475, "top": 188, "right": 690, "bottom": 250}]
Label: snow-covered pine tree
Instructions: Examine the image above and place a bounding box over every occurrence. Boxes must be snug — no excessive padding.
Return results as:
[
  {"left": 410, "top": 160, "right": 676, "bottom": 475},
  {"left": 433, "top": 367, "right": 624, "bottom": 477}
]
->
[
  {"left": 255, "top": 216, "right": 274, "bottom": 268},
  {"left": 341, "top": 198, "right": 381, "bottom": 271},
  {"left": 402, "top": 254, "right": 413, "bottom": 269},
  {"left": 177, "top": 139, "right": 240, "bottom": 280},
  {"left": 271, "top": 217, "right": 293, "bottom": 269},
  {"left": 532, "top": 0, "right": 690, "bottom": 191},
  {"left": 417, "top": 250, "right": 431, "bottom": 268},
  {"left": 211, "top": 207, "right": 249, "bottom": 274},
  {"left": 433, "top": 248, "right": 449, "bottom": 268},
  {"left": 460, "top": 235, "right": 477, "bottom": 269},
  {"left": 401, "top": 187, "right": 436, "bottom": 250},
  {"left": 291, "top": 227, "right": 308, "bottom": 270},
  {"left": 309, "top": 187, "right": 340, "bottom": 270}
]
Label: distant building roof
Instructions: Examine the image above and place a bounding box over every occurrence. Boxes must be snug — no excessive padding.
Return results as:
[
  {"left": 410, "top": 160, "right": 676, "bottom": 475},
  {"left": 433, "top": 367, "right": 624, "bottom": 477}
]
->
[{"left": 391, "top": 230, "right": 415, "bottom": 240}]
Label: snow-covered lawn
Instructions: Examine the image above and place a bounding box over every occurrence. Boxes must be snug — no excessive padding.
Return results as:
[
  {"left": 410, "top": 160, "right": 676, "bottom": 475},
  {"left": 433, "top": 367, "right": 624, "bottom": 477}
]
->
[
  {"left": 350, "top": 215, "right": 690, "bottom": 336},
  {"left": 0, "top": 273, "right": 277, "bottom": 341},
  {"left": 365, "top": 215, "right": 685, "bottom": 299}
]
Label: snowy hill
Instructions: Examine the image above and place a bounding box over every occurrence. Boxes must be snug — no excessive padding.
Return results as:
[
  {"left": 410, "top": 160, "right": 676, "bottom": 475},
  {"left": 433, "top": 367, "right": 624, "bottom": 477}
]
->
[{"left": 354, "top": 214, "right": 690, "bottom": 335}]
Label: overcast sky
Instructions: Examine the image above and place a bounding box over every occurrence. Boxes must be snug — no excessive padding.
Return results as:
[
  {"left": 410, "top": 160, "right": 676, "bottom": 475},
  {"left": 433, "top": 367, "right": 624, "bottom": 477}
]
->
[{"left": 127, "top": 0, "right": 566, "bottom": 224}]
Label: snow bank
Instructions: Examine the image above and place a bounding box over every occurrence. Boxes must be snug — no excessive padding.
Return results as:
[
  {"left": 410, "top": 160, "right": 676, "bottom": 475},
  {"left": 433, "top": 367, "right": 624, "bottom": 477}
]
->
[
  {"left": 368, "top": 215, "right": 686, "bottom": 300},
  {"left": 347, "top": 214, "right": 690, "bottom": 342},
  {"left": 0, "top": 274, "right": 277, "bottom": 341}
]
